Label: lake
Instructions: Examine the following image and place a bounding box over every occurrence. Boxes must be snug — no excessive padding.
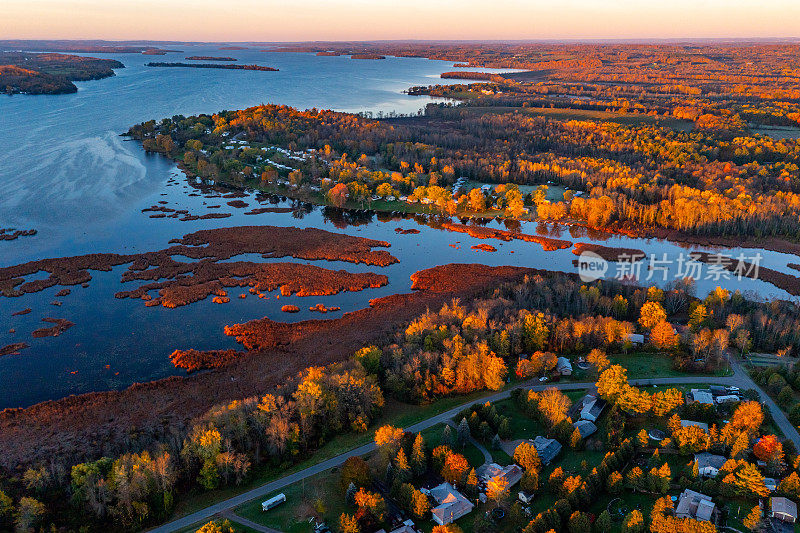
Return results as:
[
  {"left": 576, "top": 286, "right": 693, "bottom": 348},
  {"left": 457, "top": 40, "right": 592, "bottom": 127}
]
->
[{"left": 0, "top": 46, "right": 797, "bottom": 408}]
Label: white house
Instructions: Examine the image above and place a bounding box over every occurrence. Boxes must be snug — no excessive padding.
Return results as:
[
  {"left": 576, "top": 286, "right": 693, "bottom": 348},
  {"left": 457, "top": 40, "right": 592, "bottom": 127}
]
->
[
  {"left": 694, "top": 453, "right": 726, "bottom": 478},
  {"left": 770, "top": 497, "right": 798, "bottom": 523},
  {"left": 556, "top": 357, "right": 573, "bottom": 376}
]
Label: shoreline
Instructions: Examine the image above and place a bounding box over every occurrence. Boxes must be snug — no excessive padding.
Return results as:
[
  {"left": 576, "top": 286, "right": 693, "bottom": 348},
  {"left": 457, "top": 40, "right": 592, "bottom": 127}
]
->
[{"left": 0, "top": 263, "right": 533, "bottom": 468}]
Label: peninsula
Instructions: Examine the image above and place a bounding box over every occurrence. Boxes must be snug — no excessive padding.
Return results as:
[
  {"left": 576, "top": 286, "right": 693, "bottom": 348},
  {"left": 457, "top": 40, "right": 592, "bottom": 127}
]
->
[{"left": 0, "top": 51, "right": 123, "bottom": 94}]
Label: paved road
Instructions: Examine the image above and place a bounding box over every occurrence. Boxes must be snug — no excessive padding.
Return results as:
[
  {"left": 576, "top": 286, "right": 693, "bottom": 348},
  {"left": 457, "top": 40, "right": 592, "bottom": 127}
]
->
[{"left": 149, "top": 359, "right": 799, "bottom": 532}]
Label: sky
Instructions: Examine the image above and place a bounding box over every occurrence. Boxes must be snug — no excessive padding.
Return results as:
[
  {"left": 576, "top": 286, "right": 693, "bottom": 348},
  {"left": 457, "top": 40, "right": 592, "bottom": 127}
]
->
[{"left": 1, "top": 0, "right": 799, "bottom": 42}]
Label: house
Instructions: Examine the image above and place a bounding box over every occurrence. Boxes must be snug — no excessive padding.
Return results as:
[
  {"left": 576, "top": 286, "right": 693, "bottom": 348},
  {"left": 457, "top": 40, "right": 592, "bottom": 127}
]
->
[
  {"left": 556, "top": 357, "right": 573, "bottom": 376},
  {"left": 478, "top": 463, "right": 523, "bottom": 488},
  {"left": 428, "top": 483, "right": 474, "bottom": 525},
  {"left": 681, "top": 420, "right": 709, "bottom": 431},
  {"left": 675, "top": 489, "right": 717, "bottom": 522},
  {"left": 689, "top": 389, "right": 715, "bottom": 406},
  {"left": 579, "top": 395, "right": 607, "bottom": 422},
  {"left": 532, "top": 436, "right": 562, "bottom": 465},
  {"left": 694, "top": 453, "right": 726, "bottom": 478},
  {"left": 770, "top": 497, "right": 798, "bottom": 523},
  {"left": 572, "top": 420, "right": 598, "bottom": 439},
  {"left": 390, "top": 520, "right": 419, "bottom": 533}
]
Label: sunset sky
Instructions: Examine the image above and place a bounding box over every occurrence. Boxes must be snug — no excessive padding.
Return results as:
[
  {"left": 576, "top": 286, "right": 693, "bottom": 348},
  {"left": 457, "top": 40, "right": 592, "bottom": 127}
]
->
[{"left": 2, "top": 0, "right": 799, "bottom": 41}]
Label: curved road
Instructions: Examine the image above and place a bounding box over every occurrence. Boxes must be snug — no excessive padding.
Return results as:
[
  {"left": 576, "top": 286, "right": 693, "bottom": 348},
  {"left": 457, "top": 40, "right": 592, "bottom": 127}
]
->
[{"left": 149, "top": 358, "right": 798, "bottom": 533}]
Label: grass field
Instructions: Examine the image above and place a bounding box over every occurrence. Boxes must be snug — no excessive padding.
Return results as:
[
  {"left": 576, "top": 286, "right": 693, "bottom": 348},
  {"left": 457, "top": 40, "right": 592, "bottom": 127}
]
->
[
  {"left": 610, "top": 351, "right": 733, "bottom": 379},
  {"left": 235, "top": 468, "right": 347, "bottom": 533}
]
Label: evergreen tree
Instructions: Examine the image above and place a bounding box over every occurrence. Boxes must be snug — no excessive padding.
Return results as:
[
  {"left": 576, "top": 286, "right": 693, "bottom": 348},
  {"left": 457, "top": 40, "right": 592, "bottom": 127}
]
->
[
  {"left": 345, "top": 482, "right": 357, "bottom": 506},
  {"left": 442, "top": 425, "right": 456, "bottom": 447},
  {"left": 457, "top": 418, "right": 471, "bottom": 448},
  {"left": 411, "top": 433, "right": 427, "bottom": 477}
]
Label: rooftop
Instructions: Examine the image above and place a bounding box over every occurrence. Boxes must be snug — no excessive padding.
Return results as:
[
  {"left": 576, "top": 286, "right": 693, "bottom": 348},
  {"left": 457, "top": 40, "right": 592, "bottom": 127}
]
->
[{"left": 675, "top": 489, "right": 716, "bottom": 522}]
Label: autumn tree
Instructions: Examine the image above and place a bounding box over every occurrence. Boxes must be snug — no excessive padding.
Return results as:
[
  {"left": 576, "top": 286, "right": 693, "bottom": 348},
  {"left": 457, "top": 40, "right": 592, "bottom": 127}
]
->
[
  {"left": 411, "top": 433, "right": 427, "bottom": 477},
  {"left": 340, "top": 513, "right": 360, "bottom": 533},
  {"left": 742, "top": 505, "right": 762, "bottom": 531},
  {"left": 441, "top": 452, "right": 470, "bottom": 485},
  {"left": 650, "top": 321, "right": 678, "bottom": 349},
  {"left": 622, "top": 509, "right": 644, "bottom": 533},
  {"left": 596, "top": 365, "right": 629, "bottom": 402},
  {"left": 753, "top": 434, "right": 784, "bottom": 465},
  {"left": 327, "top": 183, "right": 349, "bottom": 207},
  {"left": 587, "top": 349, "right": 610, "bottom": 373},
  {"left": 514, "top": 442, "right": 542, "bottom": 472},
  {"left": 639, "top": 301, "right": 667, "bottom": 330},
  {"left": 375, "top": 425, "right": 405, "bottom": 459},
  {"left": 538, "top": 388, "right": 572, "bottom": 427},
  {"left": 486, "top": 477, "right": 509, "bottom": 507}
]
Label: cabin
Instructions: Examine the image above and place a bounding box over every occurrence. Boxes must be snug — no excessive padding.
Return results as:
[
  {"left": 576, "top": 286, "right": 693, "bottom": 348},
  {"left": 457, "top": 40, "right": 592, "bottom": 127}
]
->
[{"left": 262, "top": 493, "right": 286, "bottom": 511}]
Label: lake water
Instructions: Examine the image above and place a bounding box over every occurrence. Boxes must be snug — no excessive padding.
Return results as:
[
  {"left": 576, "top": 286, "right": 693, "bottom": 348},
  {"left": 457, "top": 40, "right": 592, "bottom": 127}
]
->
[{"left": 0, "top": 46, "right": 797, "bottom": 408}]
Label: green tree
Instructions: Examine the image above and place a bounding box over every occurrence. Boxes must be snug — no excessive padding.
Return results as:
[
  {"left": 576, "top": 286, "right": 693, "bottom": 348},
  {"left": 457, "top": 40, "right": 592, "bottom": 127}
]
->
[
  {"left": 568, "top": 511, "right": 592, "bottom": 533},
  {"left": 15, "top": 497, "right": 45, "bottom": 533},
  {"left": 595, "top": 510, "right": 612, "bottom": 532}
]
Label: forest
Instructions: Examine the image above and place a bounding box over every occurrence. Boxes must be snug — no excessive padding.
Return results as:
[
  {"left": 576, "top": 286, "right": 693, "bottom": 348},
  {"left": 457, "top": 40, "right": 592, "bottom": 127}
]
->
[
  {"left": 0, "top": 52, "right": 123, "bottom": 95},
  {"left": 127, "top": 42, "right": 800, "bottom": 243}
]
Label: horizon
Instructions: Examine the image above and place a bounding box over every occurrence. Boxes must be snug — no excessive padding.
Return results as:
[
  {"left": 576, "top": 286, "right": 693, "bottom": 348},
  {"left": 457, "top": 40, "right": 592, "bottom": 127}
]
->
[{"left": 2, "top": 0, "right": 799, "bottom": 42}]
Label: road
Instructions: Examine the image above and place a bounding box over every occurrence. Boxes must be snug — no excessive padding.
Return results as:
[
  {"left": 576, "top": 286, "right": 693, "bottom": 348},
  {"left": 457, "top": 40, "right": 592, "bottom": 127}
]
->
[{"left": 149, "top": 359, "right": 798, "bottom": 532}]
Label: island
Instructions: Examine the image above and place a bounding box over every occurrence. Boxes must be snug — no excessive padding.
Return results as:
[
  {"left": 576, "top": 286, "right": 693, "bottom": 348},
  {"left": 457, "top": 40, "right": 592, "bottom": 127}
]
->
[
  {"left": 185, "top": 56, "right": 237, "bottom": 61},
  {"left": 0, "top": 52, "right": 124, "bottom": 94},
  {"left": 145, "top": 62, "right": 277, "bottom": 71}
]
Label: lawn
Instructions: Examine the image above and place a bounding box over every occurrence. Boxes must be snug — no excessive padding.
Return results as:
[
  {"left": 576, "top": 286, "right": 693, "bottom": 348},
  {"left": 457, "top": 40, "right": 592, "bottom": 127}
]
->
[
  {"left": 420, "top": 423, "right": 487, "bottom": 468},
  {"left": 234, "top": 468, "right": 348, "bottom": 533},
  {"left": 609, "top": 351, "right": 732, "bottom": 380}
]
